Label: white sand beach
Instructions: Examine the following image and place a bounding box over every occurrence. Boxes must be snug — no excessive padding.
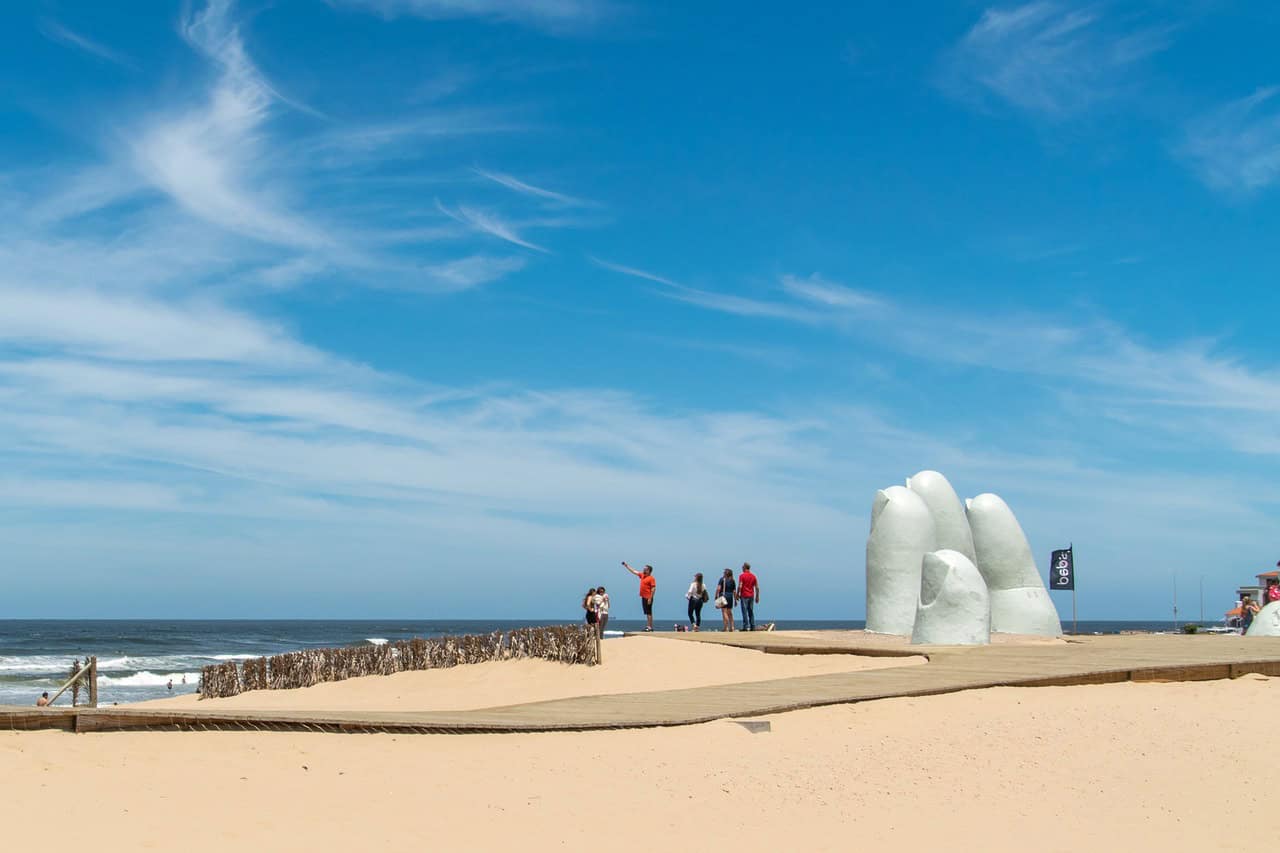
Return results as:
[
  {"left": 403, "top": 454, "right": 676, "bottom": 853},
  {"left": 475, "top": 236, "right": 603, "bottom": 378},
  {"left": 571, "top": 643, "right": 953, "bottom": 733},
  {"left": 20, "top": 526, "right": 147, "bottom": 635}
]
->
[
  {"left": 2, "top": 669, "right": 1270, "bottom": 852},
  {"left": 2, "top": 631, "right": 1266, "bottom": 852}
]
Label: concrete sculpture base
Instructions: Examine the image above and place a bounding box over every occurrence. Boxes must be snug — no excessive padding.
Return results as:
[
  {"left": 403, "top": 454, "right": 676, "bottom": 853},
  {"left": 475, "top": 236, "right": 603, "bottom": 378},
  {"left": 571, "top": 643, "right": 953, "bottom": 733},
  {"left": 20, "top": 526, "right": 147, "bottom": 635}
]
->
[
  {"left": 1246, "top": 602, "right": 1280, "bottom": 637},
  {"left": 912, "top": 550, "right": 990, "bottom": 645},
  {"left": 906, "top": 470, "right": 976, "bottom": 563},
  {"left": 866, "top": 486, "right": 937, "bottom": 636},
  {"left": 966, "top": 493, "right": 1062, "bottom": 637}
]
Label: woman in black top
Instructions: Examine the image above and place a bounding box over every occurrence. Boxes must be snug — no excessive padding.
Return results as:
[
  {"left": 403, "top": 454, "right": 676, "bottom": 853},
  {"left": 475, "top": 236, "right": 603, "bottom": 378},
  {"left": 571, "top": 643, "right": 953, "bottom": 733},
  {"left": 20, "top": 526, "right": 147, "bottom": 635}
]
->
[{"left": 717, "top": 568, "right": 736, "bottom": 632}]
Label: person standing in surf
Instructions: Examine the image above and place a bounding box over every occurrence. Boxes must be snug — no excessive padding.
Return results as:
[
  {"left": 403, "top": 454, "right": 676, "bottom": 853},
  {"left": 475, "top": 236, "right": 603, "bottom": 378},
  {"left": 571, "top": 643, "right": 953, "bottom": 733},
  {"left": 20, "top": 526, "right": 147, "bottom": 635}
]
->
[{"left": 622, "top": 562, "right": 657, "bottom": 632}]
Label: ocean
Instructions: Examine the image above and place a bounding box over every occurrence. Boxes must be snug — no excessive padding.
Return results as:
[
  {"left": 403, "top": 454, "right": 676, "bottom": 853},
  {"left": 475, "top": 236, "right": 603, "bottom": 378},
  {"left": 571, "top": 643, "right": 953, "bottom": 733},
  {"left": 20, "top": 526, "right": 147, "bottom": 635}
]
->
[{"left": 0, "top": 618, "right": 1202, "bottom": 707}]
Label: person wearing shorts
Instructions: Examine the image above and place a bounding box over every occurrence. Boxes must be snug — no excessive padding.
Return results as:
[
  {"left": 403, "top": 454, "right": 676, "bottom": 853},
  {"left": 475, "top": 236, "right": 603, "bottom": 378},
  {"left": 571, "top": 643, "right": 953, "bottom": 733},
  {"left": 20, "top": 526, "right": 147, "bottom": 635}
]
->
[
  {"left": 623, "top": 562, "right": 657, "bottom": 631},
  {"left": 716, "top": 568, "right": 736, "bottom": 632}
]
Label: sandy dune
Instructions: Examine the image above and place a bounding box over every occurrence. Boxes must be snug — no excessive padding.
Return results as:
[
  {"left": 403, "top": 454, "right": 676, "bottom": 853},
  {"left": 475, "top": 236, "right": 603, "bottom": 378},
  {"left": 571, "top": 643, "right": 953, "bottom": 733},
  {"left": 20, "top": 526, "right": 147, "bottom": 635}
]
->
[
  {"left": 2, "top": 675, "right": 1272, "bottom": 852},
  {"left": 138, "top": 635, "right": 926, "bottom": 712}
]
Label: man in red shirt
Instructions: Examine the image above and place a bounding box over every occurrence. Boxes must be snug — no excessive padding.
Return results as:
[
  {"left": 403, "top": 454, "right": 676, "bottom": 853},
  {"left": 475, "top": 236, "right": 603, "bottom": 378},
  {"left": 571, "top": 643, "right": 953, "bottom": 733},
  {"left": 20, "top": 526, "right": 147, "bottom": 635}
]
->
[
  {"left": 737, "top": 562, "right": 760, "bottom": 631},
  {"left": 622, "top": 562, "right": 657, "bottom": 632}
]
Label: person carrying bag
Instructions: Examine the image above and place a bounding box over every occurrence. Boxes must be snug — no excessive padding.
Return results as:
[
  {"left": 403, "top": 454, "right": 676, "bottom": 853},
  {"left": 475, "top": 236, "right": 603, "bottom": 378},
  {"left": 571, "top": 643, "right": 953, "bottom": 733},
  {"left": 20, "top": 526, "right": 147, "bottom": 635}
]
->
[{"left": 716, "top": 568, "right": 736, "bottom": 631}]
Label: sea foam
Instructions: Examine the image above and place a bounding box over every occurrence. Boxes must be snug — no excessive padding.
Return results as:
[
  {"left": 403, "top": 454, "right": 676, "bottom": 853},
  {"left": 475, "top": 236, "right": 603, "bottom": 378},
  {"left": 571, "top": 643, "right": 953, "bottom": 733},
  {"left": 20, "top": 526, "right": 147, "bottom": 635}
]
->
[{"left": 98, "top": 671, "right": 201, "bottom": 687}]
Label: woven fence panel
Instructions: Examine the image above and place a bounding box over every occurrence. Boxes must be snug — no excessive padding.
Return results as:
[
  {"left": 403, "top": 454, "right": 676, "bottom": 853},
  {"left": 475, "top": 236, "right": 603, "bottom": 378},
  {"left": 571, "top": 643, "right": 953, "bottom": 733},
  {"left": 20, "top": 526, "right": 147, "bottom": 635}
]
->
[{"left": 200, "top": 625, "right": 599, "bottom": 699}]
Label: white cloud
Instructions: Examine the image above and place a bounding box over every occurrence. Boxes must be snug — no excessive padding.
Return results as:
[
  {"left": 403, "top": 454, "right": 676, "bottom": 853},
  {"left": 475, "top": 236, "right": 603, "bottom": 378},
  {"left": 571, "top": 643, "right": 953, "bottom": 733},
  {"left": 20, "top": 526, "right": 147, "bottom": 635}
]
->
[
  {"left": 329, "top": 0, "right": 610, "bottom": 31},
  {"left": 942, "top": 2, "right": 1170, "bottom": 118},
  {"left": 13, "top": 0, "right": 547, "bottom": 299},
  {"left": 597, "top": 262, "right": 888, "bottom": 324},
  {"left": 781, "top": 274, "right": 880, "bottom": 310},
  {"left": 38, "top": 19, "right": 136, "bottom": 68},
  {"left": 127, "top": 0, "right": 328, "bottom": 249},
  {"left": 437, "top": 201, "right": 549, "bottom": 252},
  {"left": 1179, "top": 87, "right": 1280, "bottom": 193},
  {"left": 596, "top": 256, "right": 1280, "bottom": 464},
  {"left": 0, "top": 287, "right": 317, "bottom": 364},
  {"left": 473, "top": 167, "right": 593, "bottom": 207},
  {"left": 592, "top": 258, "right": 827, "bottom": 323},
  {"left": 0, "top": 477, "right": 184, "bottom": 511},
  {"left": 421, "top": 255, "right": 526, "bottom": 291}
]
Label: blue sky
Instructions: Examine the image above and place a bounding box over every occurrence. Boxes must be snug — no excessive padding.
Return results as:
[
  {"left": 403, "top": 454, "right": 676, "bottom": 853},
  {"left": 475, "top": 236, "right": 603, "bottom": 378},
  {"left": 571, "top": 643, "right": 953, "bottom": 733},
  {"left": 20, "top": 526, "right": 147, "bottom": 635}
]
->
[{"left": 2, "top": 0, "right": 1278, "bottom": 620}]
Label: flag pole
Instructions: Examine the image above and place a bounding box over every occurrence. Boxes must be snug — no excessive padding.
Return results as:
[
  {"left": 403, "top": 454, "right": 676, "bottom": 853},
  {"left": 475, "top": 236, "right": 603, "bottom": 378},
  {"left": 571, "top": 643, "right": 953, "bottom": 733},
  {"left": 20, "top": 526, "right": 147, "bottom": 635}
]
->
[{"left": 1070, "top": 542, "right": 1076, "bottom": 636}]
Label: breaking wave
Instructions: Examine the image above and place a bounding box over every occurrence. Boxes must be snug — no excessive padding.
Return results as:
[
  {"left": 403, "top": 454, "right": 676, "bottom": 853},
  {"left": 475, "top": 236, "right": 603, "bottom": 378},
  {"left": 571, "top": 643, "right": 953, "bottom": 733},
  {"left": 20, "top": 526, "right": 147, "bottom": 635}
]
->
[{"left": 98, "top": 671, "right": 200, "bottom": 687}]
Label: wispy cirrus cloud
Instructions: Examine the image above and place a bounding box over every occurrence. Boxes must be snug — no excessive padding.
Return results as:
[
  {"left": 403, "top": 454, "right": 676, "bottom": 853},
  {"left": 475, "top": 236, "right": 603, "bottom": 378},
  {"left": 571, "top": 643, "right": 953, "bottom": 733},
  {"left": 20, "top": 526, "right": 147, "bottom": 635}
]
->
[
  {"left": 593, "top": 259, "right": 874, "bottom": 324},
  {"left": 17, "top": 0, "right": 560, "bottom": 298},
  {"left": 599, "top": 254, "right": 1280, "bottom": 463},
  {"left": 126, "top": 0, "right": 329, "bottom": 250},
  {"left": 0, "top": 285, "right": 317, "bottom": 365},
  {"left": 473, "top": 167, "right": 594, "bottom": 207},
  {"left": 1178, "top": 87, "right": 1280, "bottom": 194},
  {"left": 328, "top": 0, "right": 612, "bottom": 31},
  {"left": 421, "top": 254, "right": 527, "bottom": 291},
  {"left": 780, "top": 274, "right": 880, "bottom": 310},
  {"left": 437, "top": 201, "right": 549, "bottom": 252},
  {"left": 941, "top": 2, "right": 1171, "bottom": 119},
  {"left": 38, "top": 18, "right": 136, "bottom": 69}
]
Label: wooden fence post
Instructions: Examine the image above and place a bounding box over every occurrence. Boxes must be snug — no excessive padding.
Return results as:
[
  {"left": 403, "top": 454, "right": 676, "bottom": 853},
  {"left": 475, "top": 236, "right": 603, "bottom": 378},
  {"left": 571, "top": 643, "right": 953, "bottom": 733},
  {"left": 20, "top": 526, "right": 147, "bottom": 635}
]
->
[{"left": 88, "top": 656, "right": 98, "bottom": 708}]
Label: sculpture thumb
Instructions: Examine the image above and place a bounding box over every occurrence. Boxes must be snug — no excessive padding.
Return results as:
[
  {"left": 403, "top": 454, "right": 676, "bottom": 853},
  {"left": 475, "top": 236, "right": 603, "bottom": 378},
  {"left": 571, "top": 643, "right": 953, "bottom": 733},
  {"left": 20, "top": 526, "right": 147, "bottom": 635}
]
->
[{"left": 911, "top": 550, "right": 990, "bottom": 645}]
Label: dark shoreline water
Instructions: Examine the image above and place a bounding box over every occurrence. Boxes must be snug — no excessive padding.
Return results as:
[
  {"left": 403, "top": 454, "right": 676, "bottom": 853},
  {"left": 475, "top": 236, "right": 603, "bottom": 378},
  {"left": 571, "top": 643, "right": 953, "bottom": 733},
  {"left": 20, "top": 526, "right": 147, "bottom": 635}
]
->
[{"left": 0, "top": 618, "right": 1207, "bottom": 706}]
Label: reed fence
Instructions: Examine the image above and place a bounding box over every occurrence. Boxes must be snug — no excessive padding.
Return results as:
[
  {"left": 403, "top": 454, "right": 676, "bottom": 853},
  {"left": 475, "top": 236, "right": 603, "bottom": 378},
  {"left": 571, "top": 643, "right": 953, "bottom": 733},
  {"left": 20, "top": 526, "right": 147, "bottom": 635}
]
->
[{"left": 199, "top": 624, "right": 600, "bottom": 699}]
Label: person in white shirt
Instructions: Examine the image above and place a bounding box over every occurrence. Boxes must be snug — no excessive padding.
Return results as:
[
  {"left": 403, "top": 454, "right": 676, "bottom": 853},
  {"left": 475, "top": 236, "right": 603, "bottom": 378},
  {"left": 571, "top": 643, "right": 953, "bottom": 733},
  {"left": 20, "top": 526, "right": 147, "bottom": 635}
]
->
[
  {"left": 686, "top": 572, "right": 709, "bottom": 631},
  {"left": 594, "top": 587, "right": 610, "bottom": 635}
]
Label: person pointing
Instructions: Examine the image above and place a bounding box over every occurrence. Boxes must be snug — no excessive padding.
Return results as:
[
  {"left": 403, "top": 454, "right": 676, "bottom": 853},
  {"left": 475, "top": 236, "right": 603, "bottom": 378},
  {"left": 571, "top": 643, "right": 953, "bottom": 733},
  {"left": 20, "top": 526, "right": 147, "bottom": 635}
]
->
[{"left": 622, "top": 562, "right": 657, "bottom": 632}]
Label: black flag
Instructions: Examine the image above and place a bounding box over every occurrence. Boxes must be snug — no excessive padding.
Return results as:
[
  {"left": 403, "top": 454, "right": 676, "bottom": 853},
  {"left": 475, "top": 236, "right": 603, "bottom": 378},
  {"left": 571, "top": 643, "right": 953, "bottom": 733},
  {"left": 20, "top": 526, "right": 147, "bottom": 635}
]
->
[{"left": 1049, "top": 547, "right": 1074, "bottom": 591}]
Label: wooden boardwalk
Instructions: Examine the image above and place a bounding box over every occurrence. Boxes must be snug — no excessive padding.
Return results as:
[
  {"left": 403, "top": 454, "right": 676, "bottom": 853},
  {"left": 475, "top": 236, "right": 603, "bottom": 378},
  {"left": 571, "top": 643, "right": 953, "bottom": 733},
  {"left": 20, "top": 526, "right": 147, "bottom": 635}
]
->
[{"left": 4, "top": 632, "right": 1279, "bottom": 735}]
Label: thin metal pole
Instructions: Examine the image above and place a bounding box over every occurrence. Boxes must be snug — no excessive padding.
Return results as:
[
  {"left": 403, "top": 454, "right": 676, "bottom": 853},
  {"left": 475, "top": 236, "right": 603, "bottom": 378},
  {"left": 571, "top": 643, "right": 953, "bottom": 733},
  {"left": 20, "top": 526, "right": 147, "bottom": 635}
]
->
[
  {"left": 1173, "top": 574, "right": 1178, "bottom": 630},
  {"left": 1071, "top": 543, "right": 1077, "bottom": 635}
]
